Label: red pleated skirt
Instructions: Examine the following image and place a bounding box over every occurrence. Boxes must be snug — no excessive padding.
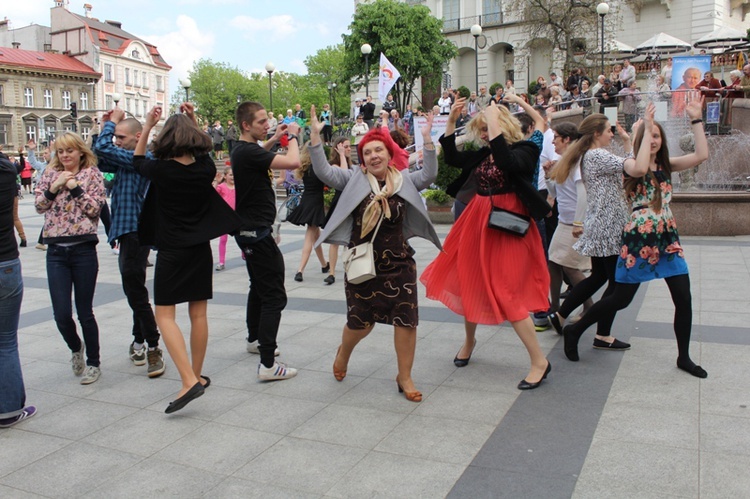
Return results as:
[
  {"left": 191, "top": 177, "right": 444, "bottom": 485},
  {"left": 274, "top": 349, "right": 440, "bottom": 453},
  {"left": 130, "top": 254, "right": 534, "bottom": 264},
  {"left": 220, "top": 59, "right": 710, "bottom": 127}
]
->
[{"left": 420, "top": 193, "right": 550, "bottom": 324}]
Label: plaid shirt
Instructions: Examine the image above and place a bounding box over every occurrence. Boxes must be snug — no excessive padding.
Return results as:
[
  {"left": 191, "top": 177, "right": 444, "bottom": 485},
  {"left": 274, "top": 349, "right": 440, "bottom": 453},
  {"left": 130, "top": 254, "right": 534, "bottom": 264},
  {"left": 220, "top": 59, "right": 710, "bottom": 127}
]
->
[{"left": 93, "top": 121, "right": 151, "bottom": 242}]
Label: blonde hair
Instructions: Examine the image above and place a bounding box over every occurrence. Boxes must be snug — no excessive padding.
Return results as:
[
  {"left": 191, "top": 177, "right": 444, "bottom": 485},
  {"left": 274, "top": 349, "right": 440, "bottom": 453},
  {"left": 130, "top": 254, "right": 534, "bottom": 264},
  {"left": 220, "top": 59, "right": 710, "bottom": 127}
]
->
[
  {"left": 48, "top": 132, "right": 97, "bottom": 171},
  {"left": 465, "top": 106, "right": 524, "bottom": 146},
  {"left": 294, "top": 144, "right": 312, "bottom": 180}
]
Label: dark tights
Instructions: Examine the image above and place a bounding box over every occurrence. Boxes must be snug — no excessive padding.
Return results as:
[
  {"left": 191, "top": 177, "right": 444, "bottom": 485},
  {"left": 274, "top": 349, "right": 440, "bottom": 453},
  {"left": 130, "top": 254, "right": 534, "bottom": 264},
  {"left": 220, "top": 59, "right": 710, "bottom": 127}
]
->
[
  {"left": 565, "top": 273, "right": 706, "bottom": 377},
  {"left": 558, "top": 255, "right": 618, "bottom": 336}
]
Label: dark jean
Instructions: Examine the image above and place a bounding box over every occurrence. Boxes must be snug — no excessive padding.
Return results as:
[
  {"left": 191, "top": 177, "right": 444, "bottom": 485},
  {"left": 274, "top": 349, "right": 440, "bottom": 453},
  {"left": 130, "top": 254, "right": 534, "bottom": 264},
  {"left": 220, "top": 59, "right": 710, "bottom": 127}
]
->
[
  {"left": 118, "top": 232, "right": 159, "bottom": 347},
  {"left": 0, "top": 258, "right": 26, "bottom": 418},
  {"left": 47, "top": 242, "right": 101, "bottom": 367},
  {"left": 236, "top": 233, "right": 287, "bottom": 367}
]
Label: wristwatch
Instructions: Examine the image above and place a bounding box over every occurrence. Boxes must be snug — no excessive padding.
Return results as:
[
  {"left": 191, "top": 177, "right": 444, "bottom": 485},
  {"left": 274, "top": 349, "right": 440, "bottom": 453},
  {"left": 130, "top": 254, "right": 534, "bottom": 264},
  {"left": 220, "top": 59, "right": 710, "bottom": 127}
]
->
[{"left": 287, "top": 134, "right": 299, "bottom": 142}]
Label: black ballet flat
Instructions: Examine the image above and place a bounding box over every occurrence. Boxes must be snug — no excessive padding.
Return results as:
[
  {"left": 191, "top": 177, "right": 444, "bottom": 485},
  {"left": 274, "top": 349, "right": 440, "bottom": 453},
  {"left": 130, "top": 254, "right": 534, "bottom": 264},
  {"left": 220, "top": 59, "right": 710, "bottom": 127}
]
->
[
  {"left": 200, "top": 375, "right": 211, "bottom": 388},
  {"left": 518, "top": 362, "right": 551, "bottom": 390},
  {"left": 677, "top": 359, "right": 708, "bottom": 379},
  {"left": 563, "top": 325, "right": 584, "bottom": 362},
  {"left": 453, "top": 339, "right": 477, "bottom": 367},
  {"left": 165, "top": 382, "right": 205, "bottom": 414},
  {"left": 593, "top": 338, "right": 631, "bottom": 350},
  {"left": 321, "top": 262, "right": 330, "bottom": 273}
]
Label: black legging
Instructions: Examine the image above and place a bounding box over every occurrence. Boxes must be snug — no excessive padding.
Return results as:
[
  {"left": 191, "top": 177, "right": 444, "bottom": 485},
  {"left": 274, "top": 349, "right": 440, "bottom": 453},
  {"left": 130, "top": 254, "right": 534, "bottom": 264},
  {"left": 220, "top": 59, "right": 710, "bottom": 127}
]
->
[
  {"left": 566, "top": 273, "right": 697, "bottom": 364},
  {"left": 558, "top": 255, "right": 618, "bottom": 336}
]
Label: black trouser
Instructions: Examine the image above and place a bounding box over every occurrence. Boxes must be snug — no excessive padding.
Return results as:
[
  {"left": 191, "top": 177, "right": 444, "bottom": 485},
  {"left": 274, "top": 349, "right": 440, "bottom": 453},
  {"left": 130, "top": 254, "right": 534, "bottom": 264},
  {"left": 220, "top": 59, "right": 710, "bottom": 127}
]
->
[
  {"left": 118, "top": 232, "right": 159, "bottom": 347},
  {"left": 227, "top": 139, "right": 236, "bottom": 154},
  {"left": 322, "top": 125, "right": 333, "bottom": 143},
  {"left": 236, "top": 232, "right": 287, "bottom": 367},
  {"left": 558, "top": 254, "right": 618, "bottom": 336},
  {"left": 99, "top": 202, "right": 115, "bottom": 247}
]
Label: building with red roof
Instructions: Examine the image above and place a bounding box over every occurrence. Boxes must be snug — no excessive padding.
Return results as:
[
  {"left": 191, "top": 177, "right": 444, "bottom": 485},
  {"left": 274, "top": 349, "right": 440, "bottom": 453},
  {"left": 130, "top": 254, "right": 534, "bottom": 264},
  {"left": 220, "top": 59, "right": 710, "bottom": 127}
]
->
[{"left": 0, "top": 46, "right": 99, "bottom": 148}]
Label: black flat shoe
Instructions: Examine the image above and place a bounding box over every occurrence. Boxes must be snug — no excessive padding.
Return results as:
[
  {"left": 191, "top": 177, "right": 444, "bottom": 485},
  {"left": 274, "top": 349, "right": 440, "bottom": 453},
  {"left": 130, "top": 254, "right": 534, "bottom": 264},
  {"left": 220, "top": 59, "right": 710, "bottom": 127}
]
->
[
  {"left": 321, "top": 262, "right": 330, "bottom": 273},
  {"left": 518, "top": 362, "right": 551, "bottom": 390},
  {"left": 453, "top": 339, "right": 476, "bottom": 367},
  {"left": 165, "top": 382, "right": 204, "bottom": 414},
  {"left": 593, "top": 338, "right": 631, "bottom": 350},
  {"left": 324, "top": 275, "right": 335, "bottom": 285},
  {"left": 563, "top": 325, "right": 584, "bottom": 362},
  {"left": 677, "top": 358, "right": 708, "bottom": 379},
  {"left": 549, "top": 313, "right": 563, "bottom": 335},
  {"left": 294, "top": 272, "right": 303, "bottom": 282},
  {"left": 200, "top": 375, "right": 211, "bottom": 388}
]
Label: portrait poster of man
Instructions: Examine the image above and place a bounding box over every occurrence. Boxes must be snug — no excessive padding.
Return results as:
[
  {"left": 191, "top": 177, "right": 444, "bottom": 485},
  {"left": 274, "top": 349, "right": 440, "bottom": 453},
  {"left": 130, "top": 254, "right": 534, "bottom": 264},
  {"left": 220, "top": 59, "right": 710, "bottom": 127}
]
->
[{"left": 671, "top": 55, "right": 711, "bottom": 116}]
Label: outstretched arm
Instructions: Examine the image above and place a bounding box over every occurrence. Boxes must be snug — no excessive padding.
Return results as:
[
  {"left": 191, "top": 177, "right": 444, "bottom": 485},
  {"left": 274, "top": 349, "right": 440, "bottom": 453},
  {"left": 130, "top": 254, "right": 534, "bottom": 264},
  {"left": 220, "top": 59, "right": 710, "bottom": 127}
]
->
[{"left": 670, "top": 93, "right": 708, "bottom": 172}]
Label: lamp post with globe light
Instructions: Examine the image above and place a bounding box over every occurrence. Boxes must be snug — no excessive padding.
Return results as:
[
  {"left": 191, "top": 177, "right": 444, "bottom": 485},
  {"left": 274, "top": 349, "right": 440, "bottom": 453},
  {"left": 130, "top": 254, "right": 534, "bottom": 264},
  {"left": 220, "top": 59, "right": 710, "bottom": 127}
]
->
[
  {"left": 179, "top": 78, "right": 191, "bottom": 102},
  {"left": 597, "top": 3, "right": 609, "bottom": 77},
  {"left": 470, "top": 24, "right": 482, "bottom": 93},
  {"left": 361, "top": 43, "right": 372, "bottom": 98},
  {"left": 265, "top": 62, "right": 275, "bottom": 112}
]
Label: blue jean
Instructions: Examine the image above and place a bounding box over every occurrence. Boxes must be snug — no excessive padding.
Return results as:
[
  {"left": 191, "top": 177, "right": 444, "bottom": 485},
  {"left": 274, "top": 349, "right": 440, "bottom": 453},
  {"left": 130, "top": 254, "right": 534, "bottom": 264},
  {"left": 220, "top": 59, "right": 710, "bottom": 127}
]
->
[
  {"left": 47, "top": 242, "right": 101, "bottom": 367},
  {"left": 0, "top": 258, "right": 26, "bottom": 419}
]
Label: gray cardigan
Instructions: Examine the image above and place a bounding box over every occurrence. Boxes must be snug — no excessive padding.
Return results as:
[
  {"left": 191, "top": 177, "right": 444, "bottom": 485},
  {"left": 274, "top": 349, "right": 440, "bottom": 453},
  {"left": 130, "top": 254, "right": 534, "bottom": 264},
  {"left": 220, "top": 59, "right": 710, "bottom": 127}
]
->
[{"left": 310, "top": 143, "right": 442, "bottom": 251}]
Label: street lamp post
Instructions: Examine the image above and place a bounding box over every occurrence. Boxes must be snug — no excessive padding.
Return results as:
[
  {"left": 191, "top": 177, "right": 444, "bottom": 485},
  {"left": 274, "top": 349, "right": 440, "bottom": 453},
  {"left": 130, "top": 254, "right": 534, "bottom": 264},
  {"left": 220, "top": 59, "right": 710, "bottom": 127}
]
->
[
  {"left": 597, "top": 3, "right": 609, "bottom": 77},
  {"left": 265, "top": 62, "right": 275, "bottom": 112},
  {"left": 361, "top": 43, "right": 372, "bottom": 98},
  {"left": 179, "top": 78, "right": 191, "bottom": 102},
  {"left": 112, "top": 93, "right": 121, "bottom": 107},
  {"left": 332, "top": 82, "right": 337, "bottom": 118},
  {"left": 470, "top": 24, "right": 482, "bottom": 93}
]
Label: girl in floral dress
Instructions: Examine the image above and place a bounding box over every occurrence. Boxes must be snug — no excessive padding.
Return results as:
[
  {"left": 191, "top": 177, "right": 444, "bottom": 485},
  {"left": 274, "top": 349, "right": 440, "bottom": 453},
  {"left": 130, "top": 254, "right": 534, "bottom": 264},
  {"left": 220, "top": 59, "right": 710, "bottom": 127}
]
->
[{"left": 563, "top": 98, "right": 708, "bottom": 378}]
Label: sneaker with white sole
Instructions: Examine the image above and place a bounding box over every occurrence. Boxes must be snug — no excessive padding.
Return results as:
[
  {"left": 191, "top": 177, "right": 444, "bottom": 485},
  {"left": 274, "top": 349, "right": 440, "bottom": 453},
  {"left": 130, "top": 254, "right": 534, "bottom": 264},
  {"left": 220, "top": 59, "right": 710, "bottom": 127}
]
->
[
  {"left": 129, "top": 342, "right": 147, "bottom": 366},
  {"left": 71, "top": 345, "right": 85, "bottom": 376},
  {"left": 532, "top": 312, "right": 551, "bottom": 332},
  {"left": 80, "top": 366, "right": 101, "bottom": 385},
  {"left": 0, "top": 406, "right": 37, "bottom": 428},
  {"left": 257, "top": 361, "right": 297, "bottom": 381},
  {"left": 147, "top": 348, "right": 166, "bottom": 378},
  {"left": 246, "top": 340, "right": 280, "bottom": 357}
]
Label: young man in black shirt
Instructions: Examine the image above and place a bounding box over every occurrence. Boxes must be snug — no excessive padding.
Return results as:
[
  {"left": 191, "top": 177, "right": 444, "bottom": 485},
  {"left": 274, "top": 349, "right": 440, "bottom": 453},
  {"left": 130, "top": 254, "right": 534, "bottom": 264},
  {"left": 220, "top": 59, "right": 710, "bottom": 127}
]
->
[{"left": 232, "top": 101, "right": 301, "bottom": 380}]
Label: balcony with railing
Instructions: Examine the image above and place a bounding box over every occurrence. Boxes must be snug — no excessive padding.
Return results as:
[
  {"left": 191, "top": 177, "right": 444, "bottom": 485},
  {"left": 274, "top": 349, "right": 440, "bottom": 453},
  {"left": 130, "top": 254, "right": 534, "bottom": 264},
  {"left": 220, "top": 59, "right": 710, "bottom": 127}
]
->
[{"left": 443, "top": 12, "right": 504, "bottom": 33}]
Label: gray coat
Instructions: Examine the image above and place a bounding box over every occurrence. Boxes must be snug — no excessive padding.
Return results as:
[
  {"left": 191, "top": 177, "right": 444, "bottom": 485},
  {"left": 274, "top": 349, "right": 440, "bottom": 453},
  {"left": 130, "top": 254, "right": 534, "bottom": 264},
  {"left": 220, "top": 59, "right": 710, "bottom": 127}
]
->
[{"left": 310, "top": 143, "right": 442, "bottom": 251}]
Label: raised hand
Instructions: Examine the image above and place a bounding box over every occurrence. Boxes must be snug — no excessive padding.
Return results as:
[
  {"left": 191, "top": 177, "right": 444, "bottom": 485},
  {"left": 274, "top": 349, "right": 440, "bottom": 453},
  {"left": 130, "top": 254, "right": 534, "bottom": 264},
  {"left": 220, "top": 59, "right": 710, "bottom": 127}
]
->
[
  {"left": 421, "top": 112, "right": 434, "bottom": 143},
  {"left": 685, "top": 91, "right": 704, "bottom": 121},
  {"left": 615, "top": 121, "right": 630, "bottom": 142},
  {"left": 110, "top": 108, "right": 125, "bottom": 124},
  {"left": 449, "top": 97, "right": 466, "bottom": 122},
  {"left": 145, "top": 106, "right": 162, "bottom": 128},
  {"left": 26, "top": 139, "right": 36, "bottom": 150},
  {"left": 308, "top": 105, "right": 325, "bottom": 135}
]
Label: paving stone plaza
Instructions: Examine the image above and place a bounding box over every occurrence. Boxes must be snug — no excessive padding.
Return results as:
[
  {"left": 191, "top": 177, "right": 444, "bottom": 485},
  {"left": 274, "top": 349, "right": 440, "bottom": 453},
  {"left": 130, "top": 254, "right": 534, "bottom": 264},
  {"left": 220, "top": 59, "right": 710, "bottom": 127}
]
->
[{"left": 2, "top": 197, "right": 749, "bottom": 498}]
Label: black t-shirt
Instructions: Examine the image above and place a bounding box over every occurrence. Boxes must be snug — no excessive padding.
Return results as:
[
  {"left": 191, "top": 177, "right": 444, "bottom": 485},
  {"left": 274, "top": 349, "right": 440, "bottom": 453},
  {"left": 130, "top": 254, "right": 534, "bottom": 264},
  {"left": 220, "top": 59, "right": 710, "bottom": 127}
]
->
[
  {"left": 232, "top": 140, "right": 277, "bottom": 229},
  {"left": 0, "top": 153, "right": 20, "bottom": 262},
  {"left": 362, "top": 102, "right": 376, "bottom": 120}
]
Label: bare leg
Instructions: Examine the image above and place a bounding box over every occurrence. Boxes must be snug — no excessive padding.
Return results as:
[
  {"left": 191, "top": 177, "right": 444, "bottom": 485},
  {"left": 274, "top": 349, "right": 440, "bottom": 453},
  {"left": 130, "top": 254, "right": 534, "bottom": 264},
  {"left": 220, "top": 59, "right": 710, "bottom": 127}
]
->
[
  {"left": 155, "top": 305, "right": 199, "bottom": 396},
  {"left": 328, "top": 244, "right": 340, "bottom": 276},
  {"left": 297, "top": 226, "right": 322, "bottom": 273},
  {"left": 457, "top": 320, "right": 478, "bottom": 359},
  {"left": 334, "top": 324, "right": 375, "bottom": 374},
  {"left": 313, "top": 236, "right": 327, "bottom": 267},
  {"left": 510, "top": 316, "right": 549, "bottom": 382},
  {"left": 188, "top": 300, "right": 209, "bottom": 385},
  {"left": 394, "top": 326, "right": 418, "bottom": 393}
]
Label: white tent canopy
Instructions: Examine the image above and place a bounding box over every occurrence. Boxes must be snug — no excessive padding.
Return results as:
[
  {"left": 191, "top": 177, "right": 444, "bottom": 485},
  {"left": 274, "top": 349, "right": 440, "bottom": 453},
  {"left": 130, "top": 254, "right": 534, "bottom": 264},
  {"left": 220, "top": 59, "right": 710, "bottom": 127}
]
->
[
  {"left": 635, "top": 32, "right": 692, "bottom": 55},
  {"left": 693, "top": 26, "right": 748, "bottom": 50},
  {"left": 603, "top": 39, "right": 636, "bottom": 56}
]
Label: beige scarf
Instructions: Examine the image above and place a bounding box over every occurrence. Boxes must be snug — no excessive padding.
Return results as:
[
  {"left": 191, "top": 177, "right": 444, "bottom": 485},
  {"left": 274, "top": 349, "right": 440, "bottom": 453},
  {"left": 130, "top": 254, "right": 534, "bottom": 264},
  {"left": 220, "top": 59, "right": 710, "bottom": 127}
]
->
[{"left": 360, "top": 166, "right": 403, "bottom": 238}]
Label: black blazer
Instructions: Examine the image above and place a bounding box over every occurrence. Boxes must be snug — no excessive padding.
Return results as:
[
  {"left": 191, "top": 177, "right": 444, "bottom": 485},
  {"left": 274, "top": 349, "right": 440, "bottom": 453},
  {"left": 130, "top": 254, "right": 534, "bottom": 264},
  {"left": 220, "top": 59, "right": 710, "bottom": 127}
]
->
[{"left": 440, "top": 133, "right": 551, "bottom": 219}]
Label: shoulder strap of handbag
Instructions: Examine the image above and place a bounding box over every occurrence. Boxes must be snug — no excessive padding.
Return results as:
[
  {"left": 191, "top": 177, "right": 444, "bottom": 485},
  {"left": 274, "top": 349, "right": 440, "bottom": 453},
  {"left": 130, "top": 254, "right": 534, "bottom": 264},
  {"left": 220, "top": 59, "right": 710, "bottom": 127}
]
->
[{"left": 368, "top": 212, "right": 385, "bottom": 242}]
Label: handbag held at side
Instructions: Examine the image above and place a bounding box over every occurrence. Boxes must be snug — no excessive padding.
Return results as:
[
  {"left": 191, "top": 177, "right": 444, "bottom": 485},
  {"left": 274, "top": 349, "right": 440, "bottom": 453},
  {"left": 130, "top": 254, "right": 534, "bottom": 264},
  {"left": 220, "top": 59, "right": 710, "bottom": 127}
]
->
[
  {"left": 487, "top": 194, "right": 530, "bottom": 237},
  {"left": 342, "top": 214, "right": 384, "bottom": 284}
]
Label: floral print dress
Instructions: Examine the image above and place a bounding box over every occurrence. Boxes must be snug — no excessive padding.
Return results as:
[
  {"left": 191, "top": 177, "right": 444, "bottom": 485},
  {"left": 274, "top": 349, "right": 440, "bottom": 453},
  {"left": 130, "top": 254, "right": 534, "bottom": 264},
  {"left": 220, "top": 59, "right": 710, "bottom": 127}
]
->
[{"left": 615, "top": 169, "right": 688, "bottom": 283}]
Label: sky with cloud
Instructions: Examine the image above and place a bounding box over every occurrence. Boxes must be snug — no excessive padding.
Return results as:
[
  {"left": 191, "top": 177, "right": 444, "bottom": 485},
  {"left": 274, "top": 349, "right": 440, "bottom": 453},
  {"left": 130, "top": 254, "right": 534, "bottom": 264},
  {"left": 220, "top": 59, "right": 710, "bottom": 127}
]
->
[{"left": 5, "top": 0, "right": 355, "bottom": 94}]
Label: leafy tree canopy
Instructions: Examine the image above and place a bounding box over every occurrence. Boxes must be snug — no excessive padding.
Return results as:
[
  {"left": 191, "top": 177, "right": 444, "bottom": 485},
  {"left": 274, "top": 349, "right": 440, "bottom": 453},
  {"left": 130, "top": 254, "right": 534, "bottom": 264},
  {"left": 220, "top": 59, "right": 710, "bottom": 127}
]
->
[{"left": 342, "top": 0, "right": 457, "bottom": 113}]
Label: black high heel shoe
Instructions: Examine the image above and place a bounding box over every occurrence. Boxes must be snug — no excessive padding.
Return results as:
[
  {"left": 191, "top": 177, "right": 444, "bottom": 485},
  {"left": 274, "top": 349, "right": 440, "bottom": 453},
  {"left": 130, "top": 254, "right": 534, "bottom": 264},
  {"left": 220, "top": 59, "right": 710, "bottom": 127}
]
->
[
  {"left": 517, "top": 362, "right": 551, "bottom": 390},
  {"left": 453, "top": 339, "right": 477, "bottom": 367}
]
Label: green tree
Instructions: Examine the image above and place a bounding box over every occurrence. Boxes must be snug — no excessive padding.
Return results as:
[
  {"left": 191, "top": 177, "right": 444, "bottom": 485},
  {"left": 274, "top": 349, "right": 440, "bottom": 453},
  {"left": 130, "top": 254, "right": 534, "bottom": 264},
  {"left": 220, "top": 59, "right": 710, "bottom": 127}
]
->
[
  {"left": 305, "top": 44, "right": 350, "bottom": 118},
  {"left": 186, "top": 59, "right": 260, "bottom": 124},
  {"left": 342, "top": 0, "right": 457, "bottom": 114}
]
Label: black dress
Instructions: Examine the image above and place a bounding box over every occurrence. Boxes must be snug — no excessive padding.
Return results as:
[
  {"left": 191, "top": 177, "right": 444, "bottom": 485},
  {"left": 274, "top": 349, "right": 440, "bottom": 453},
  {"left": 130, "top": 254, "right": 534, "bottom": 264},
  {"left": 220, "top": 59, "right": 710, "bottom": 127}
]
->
[
  {"left": 287, "top": 168, "right": 327, "bottom": 228},
  {"left": 133, "top": 154, "right": 241, "bottom": 305},
  {"left": 345, "top": 193, "right": 418, "bottom": 329}
]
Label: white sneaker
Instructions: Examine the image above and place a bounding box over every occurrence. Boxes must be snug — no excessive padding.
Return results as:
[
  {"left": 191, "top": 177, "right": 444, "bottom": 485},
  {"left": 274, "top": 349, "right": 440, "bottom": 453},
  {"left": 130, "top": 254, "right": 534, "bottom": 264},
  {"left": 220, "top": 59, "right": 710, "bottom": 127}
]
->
[
  {"left": 71, "top": 345, "right": 85, "bottom": 376},
  {"left": 80, "top": 366, "right": 101, "bottom": 385},
  {"left": 246, "top": 340, "right": 280, "bottom": 357},
  {"left": 257, "top": 361, "right": 297, "bottom": 381}
]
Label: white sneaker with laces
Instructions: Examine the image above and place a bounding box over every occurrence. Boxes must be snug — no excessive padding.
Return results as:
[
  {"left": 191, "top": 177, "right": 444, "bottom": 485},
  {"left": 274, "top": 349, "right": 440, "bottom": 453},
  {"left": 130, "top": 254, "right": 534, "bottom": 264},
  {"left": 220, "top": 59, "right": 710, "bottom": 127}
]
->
[
  {"left": 257, "top": 362, "right": 297, "bottom": 381},
  {"left": 246, "top": 340, "right": 280, "bottom": 356},
  {"left": 71, "top": 345, "right": 85, "bottom": 375}
]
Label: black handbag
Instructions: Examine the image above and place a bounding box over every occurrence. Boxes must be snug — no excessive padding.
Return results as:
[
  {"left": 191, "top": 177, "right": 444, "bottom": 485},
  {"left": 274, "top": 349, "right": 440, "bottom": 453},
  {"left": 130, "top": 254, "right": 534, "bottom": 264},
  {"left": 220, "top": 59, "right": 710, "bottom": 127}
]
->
[{"left": 487, "top": 195, "right": 530, "bottom": 237}]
